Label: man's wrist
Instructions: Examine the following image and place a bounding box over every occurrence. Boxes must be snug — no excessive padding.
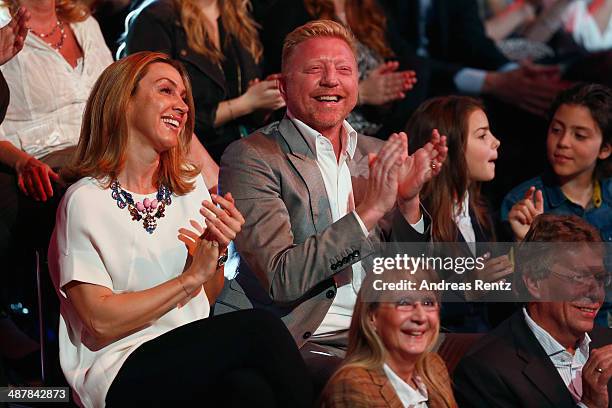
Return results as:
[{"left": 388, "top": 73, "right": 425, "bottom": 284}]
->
[
  {"left": 352, "top": 211, "right": 371, "bottom": 236},
  {"left": 355, "top": 205, "right": 386, "bottom": 231},
  {"left": 579, "top": 397, "right": 603, "bottom": 408}
]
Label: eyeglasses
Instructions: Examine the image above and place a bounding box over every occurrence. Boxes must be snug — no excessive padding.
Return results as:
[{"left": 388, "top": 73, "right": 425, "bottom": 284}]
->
[
  {"left": 549, "top": 270, "right": 612, "bottom": 287},
  {"left": 391, "top": 297, "right": 439, "bottom": 312}
]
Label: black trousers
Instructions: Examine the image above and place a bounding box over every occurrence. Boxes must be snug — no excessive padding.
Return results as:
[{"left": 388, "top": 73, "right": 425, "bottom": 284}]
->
[
  {"left": 105, "top": 309, "right": 314, "bottom": 407},
  {"left": 0, "top": 149, "right": 71, "bottom": 306}
]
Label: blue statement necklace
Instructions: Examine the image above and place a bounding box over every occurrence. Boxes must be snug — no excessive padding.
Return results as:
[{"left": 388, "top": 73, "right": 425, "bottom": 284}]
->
[{"left": 110, "top": 180, "right": 173, "bottom": 234}]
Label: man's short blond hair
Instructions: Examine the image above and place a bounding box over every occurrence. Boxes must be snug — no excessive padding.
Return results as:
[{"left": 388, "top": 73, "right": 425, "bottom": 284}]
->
[{"left": 281, "top": 19, "right": 357, "bottom": 74}]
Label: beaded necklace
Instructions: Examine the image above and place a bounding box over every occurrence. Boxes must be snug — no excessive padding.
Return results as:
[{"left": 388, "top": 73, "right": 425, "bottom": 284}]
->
[
  {"left": 30, "top": 19, "right": 60, "bottom": 38},
  {"left": 31, "top": 19, "right": 67, "bottom": 50},
  {"left": 110, "top": 180, "right": 173, "bottom": 234}
]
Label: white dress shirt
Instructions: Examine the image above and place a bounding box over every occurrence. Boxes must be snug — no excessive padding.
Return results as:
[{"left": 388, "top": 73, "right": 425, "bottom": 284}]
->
[
  {"left": 0, "top": 10, "right": 113, "bottom": 159},
  {"left": 383, "top": 364, "right": 429, "bottom": 408},
  {"left": 453, "top": 192, "right": 476, "bottom": 255},
  {"left": 523, "top": 308, "right": 591, "bottom": 405},
  {"left": 562, "top": 1, "right": 612, "bottom": 52},
  {"left": 289, "top": 115, "right": 367, "bottom": 335}
]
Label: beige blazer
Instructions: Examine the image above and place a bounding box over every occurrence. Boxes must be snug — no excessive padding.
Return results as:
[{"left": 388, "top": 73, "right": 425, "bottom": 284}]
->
[
  {"left": 215, "top": 117, "right": 429, "bottom": 346},
  {"left": 320, "top": 353, "right": 455, "bottom": 408}
]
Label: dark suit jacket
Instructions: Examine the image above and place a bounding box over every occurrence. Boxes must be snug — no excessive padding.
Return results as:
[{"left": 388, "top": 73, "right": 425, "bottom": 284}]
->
[
  {"left": 214, "top": 117, "right": 429, "bottom": 346},
  {"left": 453, "top": 310, "right": 612, "bottom": 407},
  {"left": 125, "top": 0, "right": 261, "bottom": 161},
  {"left": 449, "top": 206, "right": 495, "bottom": 264},
  {"left": 424, "top": 203, "right": 495, "bottom": 280},
  {"left": 0, "top": 71, "right": 8, "bottom": 123},
  {"left": 379, "top": 0, "right": 509, "bottom": 95},
  {"left": 428, "top": 204, "right": 513, "bottom": 331}
]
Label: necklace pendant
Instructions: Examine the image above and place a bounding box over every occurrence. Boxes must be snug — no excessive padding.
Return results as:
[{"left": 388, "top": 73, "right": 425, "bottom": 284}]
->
[
  {"left": 143, "top": 214, "right": 157, "bottom": 234},
  {"left": 128, "top": 206, "right": 142, "bottom": 221},
  {"left": 111, "top": 180, "right": 172, "bottom": 234}
]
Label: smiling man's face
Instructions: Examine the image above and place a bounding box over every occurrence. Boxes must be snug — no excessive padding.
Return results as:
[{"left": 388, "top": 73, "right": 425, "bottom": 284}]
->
[
  {"left": 280, "top": 36, "right": 358, "bottom": 136},
  {"left": 528, "top": 245, "right": 606, "bottom": 345}
]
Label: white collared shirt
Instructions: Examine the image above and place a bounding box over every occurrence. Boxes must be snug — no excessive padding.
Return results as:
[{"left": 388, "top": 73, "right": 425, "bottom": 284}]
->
[
  {"left": 383, "top": 364, "right": 429, "bottom": 408},
  {"left": 523, "top": 308, "right": 591, "bottom": 404},
  {"left": 0, "top": 9, "right": 113, "bottom": 159},
  {"left": 453, "top": 192, "right": 476, "bottom": 255},
  {"left": 288, "top": 114, "right": 367, "bottom": 335},
  {"left": 562, "top": 1, "right": 612, "bottom": 52}
]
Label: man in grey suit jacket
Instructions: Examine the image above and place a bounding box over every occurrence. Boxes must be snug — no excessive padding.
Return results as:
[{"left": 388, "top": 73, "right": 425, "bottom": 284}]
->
[{"left": 215, "top": 20, "right": 447, "bottom": 381}]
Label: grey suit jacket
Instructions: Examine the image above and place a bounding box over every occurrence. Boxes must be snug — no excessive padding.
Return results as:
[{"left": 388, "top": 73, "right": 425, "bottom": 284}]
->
[{"left": 215, "top": 117, "right": 429, "bottom": 346}]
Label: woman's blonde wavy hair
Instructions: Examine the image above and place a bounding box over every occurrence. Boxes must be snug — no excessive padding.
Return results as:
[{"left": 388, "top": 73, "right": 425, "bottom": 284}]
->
[
  {"left": 326, "top": 268, "right": 457, "bottom": 408},
  {"left": 3, "top": 0, "right": 89, "bottom": 23},
  {"left": 62, "top": 52, "right": 199, "bottom": 195},
  {"left": 304, "top": 0, "right": 394, "bottom": 58},
  {"left": 175, "top": 0, "right": 262, "bottom": 64}
]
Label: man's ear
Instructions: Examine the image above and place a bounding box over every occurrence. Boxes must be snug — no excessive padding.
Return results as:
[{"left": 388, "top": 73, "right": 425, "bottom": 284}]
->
[
  {"left": 598, "top": 142, "right": 611, "bottom": 160},
  {"left": 279, "top": 75, "right": 288, "bottom": 103},
  {"left": 523, "top": 275, "right": 543, "bottom": 300}
]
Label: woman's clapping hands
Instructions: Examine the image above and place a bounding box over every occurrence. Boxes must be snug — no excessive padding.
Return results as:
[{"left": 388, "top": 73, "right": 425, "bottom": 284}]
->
[{"left": 359, "top": 61, "right": 417, "bottom": 106}]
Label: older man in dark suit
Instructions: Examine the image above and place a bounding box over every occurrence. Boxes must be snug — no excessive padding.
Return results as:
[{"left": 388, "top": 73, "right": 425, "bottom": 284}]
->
[
  {"left": 215, "top": 19, "right": 447, "bottom": 385},
  {"left": 454, "top": 214, "right": 612, "bottom": 408}
]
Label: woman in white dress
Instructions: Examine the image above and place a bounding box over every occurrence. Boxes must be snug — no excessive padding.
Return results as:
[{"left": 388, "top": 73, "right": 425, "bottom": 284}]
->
[{"left": 49, "top": 51, "right": 314, "bottom": 408}]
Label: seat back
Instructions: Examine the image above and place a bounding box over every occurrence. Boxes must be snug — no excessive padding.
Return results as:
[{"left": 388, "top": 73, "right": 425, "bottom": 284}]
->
[{"left": 437, "top": 333, "right": 484, "bottom": 374}]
